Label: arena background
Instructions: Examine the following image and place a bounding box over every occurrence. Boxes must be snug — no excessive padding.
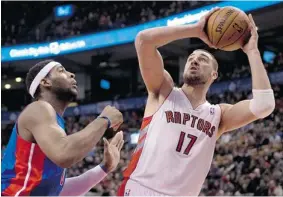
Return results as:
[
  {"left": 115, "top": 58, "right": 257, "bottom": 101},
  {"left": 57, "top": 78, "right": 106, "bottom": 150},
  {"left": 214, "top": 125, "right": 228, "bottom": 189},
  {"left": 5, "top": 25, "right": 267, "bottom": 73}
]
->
[{"left": 1, "top": 1, "right": 283, "bottom": 196}]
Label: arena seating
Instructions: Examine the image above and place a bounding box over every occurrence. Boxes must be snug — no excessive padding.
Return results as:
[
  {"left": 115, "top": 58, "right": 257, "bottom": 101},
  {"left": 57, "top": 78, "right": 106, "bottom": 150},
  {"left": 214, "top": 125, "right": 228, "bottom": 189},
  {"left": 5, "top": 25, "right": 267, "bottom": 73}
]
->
[
  {"left": 2, "top": 86, "right": 282, "bottom": 196},
  {"left": 61, "top": 85, "right": 283, "bottom": 196},
  {"left": 2, "top": 1, "right": 213, "bottom": 45}
]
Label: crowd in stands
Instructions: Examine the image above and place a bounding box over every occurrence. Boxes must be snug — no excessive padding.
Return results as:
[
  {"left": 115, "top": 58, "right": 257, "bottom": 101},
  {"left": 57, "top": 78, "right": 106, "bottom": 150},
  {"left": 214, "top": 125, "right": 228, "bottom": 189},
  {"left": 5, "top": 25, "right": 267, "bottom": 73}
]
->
[
  {"left": 202, "top": 88, "right": 283, "bottom": 196},
  {"left": 1, "top": 1, "right": 58, "bottom": 45},
  {"left": 2, "top": 84, "right": 282, "bottom": 196},
  {"left": 2, "top": 1, "right": 282, "bottom": 86},
  {"left": 2, "top": 1, "right": 214, "bottom": 45},
  {"left": 215, "top": 51, "right": 283, "bottom": 83},
  {"left": 65, "top": 85, "right": 283, "bottom": 196}
]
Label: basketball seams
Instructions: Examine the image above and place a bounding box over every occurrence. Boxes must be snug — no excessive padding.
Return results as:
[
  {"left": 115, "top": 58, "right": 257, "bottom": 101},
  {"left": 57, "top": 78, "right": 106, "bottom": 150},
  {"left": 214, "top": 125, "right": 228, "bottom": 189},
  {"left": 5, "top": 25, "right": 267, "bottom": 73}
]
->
[
  {"left": 216, "top": 11, "right": 240, "bottom": 47},
  {"left": 211, "top": 9, "right": 224, "bottom": 44},
  {"left": 220, "top": 20, "right": 249, "bottom": 50},
  {"left": 207, "top": 10, "right": 218, "bottom": 44}
]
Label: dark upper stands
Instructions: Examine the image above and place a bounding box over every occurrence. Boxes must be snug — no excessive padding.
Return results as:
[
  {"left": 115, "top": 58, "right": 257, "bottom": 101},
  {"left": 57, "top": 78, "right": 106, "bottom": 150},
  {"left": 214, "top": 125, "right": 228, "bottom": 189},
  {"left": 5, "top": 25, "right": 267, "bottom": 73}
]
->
[{"left": 2, "top": 1, "right": 213, "bottom": 45}]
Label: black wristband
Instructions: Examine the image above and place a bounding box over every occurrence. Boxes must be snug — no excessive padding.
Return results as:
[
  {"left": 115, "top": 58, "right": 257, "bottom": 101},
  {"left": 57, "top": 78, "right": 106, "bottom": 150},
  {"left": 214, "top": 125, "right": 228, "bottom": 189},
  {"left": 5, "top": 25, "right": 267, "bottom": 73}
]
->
[
  {"left": 99, "top": 163, "right": 109, "bottom": 173},
  {"left": 99, "top": 116, "right": 111, "bottom": 129}
]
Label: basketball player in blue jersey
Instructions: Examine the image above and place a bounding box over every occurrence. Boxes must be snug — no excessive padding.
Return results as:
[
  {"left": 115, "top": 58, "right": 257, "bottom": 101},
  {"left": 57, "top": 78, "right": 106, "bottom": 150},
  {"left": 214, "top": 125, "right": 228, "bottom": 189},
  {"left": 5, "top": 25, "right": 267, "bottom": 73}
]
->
[{"left": 1, "top": 60, "right": 124, "bottom": 196}]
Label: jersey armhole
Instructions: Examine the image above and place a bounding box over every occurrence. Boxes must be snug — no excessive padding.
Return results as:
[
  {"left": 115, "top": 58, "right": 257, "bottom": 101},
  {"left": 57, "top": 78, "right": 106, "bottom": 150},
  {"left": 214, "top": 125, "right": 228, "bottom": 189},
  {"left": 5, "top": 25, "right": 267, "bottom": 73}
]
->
[
  {"left": 215, "top": 104, "right": 224, "bottom": 138},
  {"left": 143, "top": 87, "right": 175, "bottom": 120},
  {"left": 215, "top": 104, "right": 222, "bottom": 126}
]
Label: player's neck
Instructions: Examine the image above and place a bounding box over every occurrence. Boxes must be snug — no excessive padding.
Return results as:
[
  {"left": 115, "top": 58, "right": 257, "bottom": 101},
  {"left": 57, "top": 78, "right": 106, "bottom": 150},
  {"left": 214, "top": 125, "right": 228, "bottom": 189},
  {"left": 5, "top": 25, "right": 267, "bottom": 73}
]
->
[
  {"left": 39, "top": 92, "right": 69, "bottom": 116},
  {"left": 181, "top": 84, "right": 208, "bottom": 109}
]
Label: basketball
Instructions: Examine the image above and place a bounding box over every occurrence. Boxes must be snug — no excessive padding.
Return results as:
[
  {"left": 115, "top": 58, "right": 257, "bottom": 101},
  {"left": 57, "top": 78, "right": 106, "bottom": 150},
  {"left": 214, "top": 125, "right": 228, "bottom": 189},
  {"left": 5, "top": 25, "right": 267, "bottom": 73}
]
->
[{"left": 206, "top": 6, "right": 250, "bottom": 51}]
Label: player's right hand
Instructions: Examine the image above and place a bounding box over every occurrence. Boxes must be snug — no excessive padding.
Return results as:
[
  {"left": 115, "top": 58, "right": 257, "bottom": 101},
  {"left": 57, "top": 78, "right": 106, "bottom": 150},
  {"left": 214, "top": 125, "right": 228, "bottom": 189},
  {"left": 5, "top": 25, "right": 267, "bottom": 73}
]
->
[
  {"left": 196, "top": 7, "right": 219, "bottom": 49},
  {"left": 241, "top": 14, "right": 259, "bottom": 55},
  {"left": 100, "top": 106, "right": 123, "bottom": 130},
  {"left": 101, "top": 131, "right": 124, "bottom": 173}
]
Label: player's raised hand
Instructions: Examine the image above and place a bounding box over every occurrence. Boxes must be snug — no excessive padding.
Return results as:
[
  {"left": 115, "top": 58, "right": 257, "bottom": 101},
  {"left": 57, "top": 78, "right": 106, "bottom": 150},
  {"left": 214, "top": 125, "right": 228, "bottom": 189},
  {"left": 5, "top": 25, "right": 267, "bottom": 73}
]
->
[
  {"left": 101, "top": 131, "right": 124, "bottom": 172},
  {"left": 241, "top": 14, "right": 259, "bottom": 54},
  {"left": 196, "top": 7, "right": 220, "bottom": 48},
  {"left": 100, "top": 105, "right": 123, "bottom": 130}
]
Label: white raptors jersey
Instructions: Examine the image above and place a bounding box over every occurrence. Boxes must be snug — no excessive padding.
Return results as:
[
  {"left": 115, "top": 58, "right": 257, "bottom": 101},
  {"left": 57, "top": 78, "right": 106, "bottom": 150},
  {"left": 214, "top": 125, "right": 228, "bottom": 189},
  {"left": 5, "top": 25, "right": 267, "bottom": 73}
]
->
[{"left": 122, "top": 87, "right": 222, "bottom": 196}]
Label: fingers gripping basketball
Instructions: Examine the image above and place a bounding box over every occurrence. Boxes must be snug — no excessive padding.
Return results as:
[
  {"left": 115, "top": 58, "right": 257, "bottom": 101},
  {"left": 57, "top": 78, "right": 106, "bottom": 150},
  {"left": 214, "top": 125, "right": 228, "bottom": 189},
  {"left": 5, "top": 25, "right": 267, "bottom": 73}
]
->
[{"left": 206, "top": 6, "right": 250, "bottom": 51}]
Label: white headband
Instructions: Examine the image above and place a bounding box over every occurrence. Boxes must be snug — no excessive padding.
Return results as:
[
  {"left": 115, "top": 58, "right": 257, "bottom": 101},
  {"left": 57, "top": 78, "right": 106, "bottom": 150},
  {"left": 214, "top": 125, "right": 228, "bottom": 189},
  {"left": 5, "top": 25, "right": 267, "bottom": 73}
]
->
[{"left": 29, "top": 61, "right": 61, "bottom": 98}]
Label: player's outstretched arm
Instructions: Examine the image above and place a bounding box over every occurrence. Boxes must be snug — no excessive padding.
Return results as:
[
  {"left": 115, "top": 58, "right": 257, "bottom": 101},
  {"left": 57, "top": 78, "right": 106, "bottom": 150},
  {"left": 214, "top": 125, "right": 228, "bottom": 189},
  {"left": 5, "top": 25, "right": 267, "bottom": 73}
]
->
[
  {"left": 218, "top": 14, "right": 275, "bottom": 137},
  {"left": 136, "top": 8, "right": 219, "bottom": 95},
  {"left": 19, "top": 101, "right": 123, "bottom": 168},
  {"left": 59, "top": 132, "right": 124, "bottom": 196}
]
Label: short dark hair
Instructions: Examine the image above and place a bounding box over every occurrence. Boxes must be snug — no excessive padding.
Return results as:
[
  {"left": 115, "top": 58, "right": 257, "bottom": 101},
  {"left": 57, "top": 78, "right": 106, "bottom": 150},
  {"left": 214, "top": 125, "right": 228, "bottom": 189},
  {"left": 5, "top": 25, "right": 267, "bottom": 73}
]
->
[
  {"left": 25, "top": 59, "right": 54, "bottom": 99},
  {"left": 194, "top": 49, "right": 219, "bottom": 71}
]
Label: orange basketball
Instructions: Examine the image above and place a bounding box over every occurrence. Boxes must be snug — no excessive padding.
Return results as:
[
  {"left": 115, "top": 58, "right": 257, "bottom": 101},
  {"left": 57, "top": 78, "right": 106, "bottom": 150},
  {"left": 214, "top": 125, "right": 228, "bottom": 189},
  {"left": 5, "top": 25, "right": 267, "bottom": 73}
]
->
[{"left": 206, "top": 6, "right": 250, "bottom": 51}]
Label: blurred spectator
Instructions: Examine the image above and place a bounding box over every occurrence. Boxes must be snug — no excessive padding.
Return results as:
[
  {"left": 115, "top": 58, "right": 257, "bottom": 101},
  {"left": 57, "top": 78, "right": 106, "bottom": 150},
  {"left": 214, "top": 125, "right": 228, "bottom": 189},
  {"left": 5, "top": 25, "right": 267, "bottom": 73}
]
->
[
  {"left": 2, "top": 1, "right": 215, "bottom": 45},
  {"left": 2, "top": 85, "right": 282, "bottom": 195},
  {"left": 275, "top": 52, "right": 283, "bottom": 66}
]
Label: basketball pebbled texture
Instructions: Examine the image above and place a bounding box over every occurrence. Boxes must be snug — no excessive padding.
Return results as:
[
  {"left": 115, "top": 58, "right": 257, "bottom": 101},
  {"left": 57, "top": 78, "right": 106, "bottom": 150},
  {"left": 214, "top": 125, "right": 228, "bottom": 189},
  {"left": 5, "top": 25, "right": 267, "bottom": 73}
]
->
[{"left": 206, "top": 6, "right": 250, "bottom": 51}]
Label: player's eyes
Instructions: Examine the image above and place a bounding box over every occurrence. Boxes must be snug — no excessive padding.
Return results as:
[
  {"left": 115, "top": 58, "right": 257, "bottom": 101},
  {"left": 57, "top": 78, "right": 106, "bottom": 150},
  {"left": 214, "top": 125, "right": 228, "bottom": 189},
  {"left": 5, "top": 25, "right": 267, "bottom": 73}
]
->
[{"left": 199, "top": 57, "right": 207, "bottom": 62}]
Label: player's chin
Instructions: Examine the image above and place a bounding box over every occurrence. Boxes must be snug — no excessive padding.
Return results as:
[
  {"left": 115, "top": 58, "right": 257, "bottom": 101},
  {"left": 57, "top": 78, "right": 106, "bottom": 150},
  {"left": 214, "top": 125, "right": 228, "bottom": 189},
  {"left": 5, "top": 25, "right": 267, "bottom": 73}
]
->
[
  {"left": 70, "top": 88, "right": 78, "bottom": 97},
  {"left": 189, "top": 69, "right": 200, "bottom": 74},
  {"left": 185, "top": 72, "right": 199, "bottom": 79}
]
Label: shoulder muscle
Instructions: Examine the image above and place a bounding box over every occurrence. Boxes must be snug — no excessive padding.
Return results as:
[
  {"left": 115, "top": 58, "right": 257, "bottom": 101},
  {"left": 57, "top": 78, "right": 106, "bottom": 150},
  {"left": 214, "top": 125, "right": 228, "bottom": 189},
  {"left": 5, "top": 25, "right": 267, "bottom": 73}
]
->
[{"left": 19, "top": 101, "right": 59, "bottom": 133}]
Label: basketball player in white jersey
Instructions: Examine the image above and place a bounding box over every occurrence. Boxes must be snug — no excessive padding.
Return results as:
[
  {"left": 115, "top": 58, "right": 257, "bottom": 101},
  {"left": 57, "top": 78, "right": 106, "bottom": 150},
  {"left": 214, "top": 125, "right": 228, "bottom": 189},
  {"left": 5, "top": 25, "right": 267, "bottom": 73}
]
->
[{"left": 117, "top": 8, "right": 275, "bottom": 196}]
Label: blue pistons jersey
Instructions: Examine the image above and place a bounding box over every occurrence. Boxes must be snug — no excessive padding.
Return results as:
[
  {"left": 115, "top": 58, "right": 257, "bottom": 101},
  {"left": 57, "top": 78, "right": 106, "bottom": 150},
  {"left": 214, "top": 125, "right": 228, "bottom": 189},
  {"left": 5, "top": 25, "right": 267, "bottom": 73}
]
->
[{"left": 1, "top": 113, "right": 66, "bottom": 196}]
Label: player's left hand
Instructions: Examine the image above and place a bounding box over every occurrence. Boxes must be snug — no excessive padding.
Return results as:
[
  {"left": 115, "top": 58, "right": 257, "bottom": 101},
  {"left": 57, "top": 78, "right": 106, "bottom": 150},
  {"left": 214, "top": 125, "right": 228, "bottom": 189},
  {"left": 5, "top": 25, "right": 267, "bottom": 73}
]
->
[
  {"left": 101, "top": 131, "right": 124, "bottom": 173},
  {"left": 196, "top": 7, "right": 220, "bottom": 49},
  {"left": 241, "top": 14, "right": 259, "bottom": 54}
]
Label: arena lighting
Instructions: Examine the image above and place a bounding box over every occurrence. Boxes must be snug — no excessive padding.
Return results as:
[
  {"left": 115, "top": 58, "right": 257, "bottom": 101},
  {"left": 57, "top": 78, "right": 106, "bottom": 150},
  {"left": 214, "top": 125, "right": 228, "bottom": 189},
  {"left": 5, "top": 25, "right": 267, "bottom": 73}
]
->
[
  {"left": 100, "top": 79, "right": 110, "bottom": 90},
  {"left": 68, "top": 102, "right": 78, "bottom": 107},
  {"left": 15, "top": 77, "right": 22, "bottom": 82},
  {"left": 130, "top": 133, "right": 139, "bottom": 144},
  {"left": 4, "top": 84, "right": 11, "bottom": 89},
  {"left": 1, "top": 1, "right": 280, "bottom": 62},
  {"left": 263, "top": 51, "right": 276, "bottom": 63},
  {"left": 54, "top": 4, "right": 74, "bottom": 18}
]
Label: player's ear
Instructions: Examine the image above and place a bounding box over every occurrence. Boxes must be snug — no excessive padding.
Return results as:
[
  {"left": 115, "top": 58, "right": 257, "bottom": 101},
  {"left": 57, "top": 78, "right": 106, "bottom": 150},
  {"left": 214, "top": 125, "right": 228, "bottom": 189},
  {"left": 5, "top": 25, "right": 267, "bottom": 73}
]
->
[
  {"left": 212, "top": 71, "right": 218, "bottom": 80},
  {"left": 40, "top": 78, "right": 52, "bottom": 88}
]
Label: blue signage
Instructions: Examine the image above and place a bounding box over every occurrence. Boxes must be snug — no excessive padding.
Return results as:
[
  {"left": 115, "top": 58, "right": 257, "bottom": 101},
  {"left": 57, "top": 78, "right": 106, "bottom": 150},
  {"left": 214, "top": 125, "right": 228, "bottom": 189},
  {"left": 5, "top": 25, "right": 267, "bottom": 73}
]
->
[
  {"left": 54, "top": 5, "right": 74, "bottom": 18},
  {"left": 1, "top": 1, "right": 280, "bottom": 62},
  {"left": 100, "top": 79, "right": 110, "bottom": 90}
]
